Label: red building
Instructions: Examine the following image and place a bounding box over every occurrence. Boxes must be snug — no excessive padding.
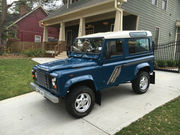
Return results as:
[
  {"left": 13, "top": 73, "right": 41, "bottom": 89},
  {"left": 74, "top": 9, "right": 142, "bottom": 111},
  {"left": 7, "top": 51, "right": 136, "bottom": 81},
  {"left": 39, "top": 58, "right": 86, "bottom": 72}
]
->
[{"left": 8, "top": 6, "right": 59, "bottom": 43}]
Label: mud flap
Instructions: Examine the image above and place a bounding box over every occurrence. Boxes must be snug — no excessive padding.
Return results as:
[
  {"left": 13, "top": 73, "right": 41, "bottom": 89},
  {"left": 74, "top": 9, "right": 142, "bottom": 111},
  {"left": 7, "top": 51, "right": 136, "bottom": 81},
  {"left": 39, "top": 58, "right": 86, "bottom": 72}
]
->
[
  {"left": 95, "top": 91, "right": 101, "bottom": 105},
  {"left": 150, "top": 72, "right": 155, "bottom": 84}
]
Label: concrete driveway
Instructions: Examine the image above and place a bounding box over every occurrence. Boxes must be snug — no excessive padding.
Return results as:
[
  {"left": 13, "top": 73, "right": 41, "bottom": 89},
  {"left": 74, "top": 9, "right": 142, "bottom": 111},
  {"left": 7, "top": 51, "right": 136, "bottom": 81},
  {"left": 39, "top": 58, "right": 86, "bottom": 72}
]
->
[{"left": 0, "top": 71, "right": 180, "bottom": 135}]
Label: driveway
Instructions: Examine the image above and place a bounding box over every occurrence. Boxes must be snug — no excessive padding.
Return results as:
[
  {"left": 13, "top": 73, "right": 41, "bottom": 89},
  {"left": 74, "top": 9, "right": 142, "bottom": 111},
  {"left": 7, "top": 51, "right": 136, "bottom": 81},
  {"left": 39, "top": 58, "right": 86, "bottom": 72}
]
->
[{"left": 0, "top": 71, "right": 180, "bottom": 135}]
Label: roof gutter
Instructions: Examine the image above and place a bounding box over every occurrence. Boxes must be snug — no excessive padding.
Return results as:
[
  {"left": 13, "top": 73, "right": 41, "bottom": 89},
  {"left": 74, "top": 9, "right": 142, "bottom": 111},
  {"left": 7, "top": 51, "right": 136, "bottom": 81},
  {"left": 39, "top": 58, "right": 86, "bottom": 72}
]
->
[
  {"left": 114, "top": 0, "right": 127, "bottom": 31},
  {"left": 42, "top": 0, "right": 114, "bottom": 23}
]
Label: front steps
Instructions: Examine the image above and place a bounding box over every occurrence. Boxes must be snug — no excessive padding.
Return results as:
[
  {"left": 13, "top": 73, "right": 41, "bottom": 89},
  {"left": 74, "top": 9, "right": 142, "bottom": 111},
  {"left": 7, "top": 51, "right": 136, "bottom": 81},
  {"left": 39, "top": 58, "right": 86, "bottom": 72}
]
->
[{"left": 55, "top": 51, "right": 68, "bottom": 59}]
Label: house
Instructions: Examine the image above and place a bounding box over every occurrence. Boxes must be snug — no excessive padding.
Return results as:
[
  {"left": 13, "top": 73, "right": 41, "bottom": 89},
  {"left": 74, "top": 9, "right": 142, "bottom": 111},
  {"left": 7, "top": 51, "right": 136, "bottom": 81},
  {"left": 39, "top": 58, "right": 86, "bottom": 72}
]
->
[
  {"left": 40, "top": 0, "right": 180, "bottom": 54},
  {"left": 7, "top": 6, "right": 59, "bottom": 44}
]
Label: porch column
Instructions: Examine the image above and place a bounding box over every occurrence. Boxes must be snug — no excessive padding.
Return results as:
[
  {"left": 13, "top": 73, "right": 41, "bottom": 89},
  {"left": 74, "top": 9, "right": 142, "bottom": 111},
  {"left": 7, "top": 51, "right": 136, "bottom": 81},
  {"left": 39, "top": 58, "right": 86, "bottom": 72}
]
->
[
  {"left": 43, "top": 26, "right": 48, "bottom": 42},
  {"left": 58, "top": 22, "right": 66, "bottom": 53},
  {"left": 78, "top": 17, "right": 86, "bottom": 37},
  {"left": 114, "top": 10, "right": 123, "bottom": 31},
  {"left": 59, "top": 22, "right": 65, "bottom": 41}
]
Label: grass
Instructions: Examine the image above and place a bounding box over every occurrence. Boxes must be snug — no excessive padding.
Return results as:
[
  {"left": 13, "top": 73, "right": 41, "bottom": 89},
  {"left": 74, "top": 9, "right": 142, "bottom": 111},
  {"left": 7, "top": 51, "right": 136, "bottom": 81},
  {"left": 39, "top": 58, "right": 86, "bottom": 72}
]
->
[
  {"left": 0, "top": 59, "right": 37, "bottom": 100},
  {"left": 115, "top": 97, "right": 180, "bottom": 135}
]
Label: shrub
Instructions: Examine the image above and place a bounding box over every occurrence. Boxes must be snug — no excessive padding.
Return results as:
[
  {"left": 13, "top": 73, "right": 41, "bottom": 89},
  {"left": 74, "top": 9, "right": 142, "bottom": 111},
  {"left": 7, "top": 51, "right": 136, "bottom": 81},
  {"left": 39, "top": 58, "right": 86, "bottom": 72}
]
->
[
  {"left": 166, "top": 60, "right": 176, "bottom": 67},
  {"left": 175, "top": 60, "right": 180, "bottom": 67},
  {"left": 23, "top": 49, "right": 46, "bottom": 57},
  {"left": 157, "top": 60, "right": 167, "bottom": 67},
  {"left": 154, "top": 61, "right": 158, "bottom": 68}
]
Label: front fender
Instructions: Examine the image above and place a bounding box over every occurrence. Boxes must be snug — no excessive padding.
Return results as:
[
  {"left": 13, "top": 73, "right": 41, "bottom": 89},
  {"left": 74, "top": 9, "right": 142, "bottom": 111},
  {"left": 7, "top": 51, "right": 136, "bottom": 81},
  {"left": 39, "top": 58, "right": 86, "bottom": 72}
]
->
[
  {"left": 134, "top": 62, "right": 150, "bottom": 76},
  {"left": 63, "top": 75, "right": 95, "bottom": 95}
]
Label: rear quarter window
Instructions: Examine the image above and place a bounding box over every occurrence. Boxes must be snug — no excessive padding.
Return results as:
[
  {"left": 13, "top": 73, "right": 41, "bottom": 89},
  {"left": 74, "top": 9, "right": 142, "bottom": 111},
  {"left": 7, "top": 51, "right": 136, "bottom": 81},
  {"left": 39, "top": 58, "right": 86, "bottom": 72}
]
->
[{"left": 128, "top": 38, "right": 150, "bottom": 55}]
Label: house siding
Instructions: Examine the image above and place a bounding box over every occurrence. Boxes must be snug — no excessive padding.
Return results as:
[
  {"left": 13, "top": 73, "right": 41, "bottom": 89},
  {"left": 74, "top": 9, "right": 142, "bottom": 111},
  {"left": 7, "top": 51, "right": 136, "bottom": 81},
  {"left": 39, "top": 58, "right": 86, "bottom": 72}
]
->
[
  {"left": 16, "top": 8, "right": 58, "bottom": 42},
  {"left": 122, "top": 0, "right": 179, "bottom": 44}
]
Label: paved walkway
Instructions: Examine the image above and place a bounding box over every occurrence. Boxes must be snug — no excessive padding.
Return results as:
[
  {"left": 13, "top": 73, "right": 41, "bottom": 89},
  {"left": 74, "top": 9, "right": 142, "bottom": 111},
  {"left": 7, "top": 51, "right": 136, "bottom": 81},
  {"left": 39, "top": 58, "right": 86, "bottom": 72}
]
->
[
  {"left": 0, "top": 71, "right": 180, "bottom": 135},
  {"left": 32, "top": 51, "right": 67, "bottom": 64}
]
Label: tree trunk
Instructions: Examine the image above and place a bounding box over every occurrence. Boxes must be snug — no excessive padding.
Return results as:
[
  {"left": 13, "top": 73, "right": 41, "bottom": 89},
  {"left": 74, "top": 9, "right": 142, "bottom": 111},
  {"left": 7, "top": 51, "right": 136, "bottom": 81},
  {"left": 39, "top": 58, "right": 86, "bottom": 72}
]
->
[{"left": 0, "top": 0, "right": 7, "bottom": 46}]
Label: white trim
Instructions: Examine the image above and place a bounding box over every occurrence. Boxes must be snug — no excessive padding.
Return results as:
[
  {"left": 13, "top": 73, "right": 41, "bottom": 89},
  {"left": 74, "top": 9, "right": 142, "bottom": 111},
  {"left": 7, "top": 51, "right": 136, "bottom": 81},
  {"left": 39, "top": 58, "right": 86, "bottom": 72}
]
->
[
  {"left": 136, "top": 16, "right": 139, "bottom": 30},
  {"left": 154, "top": 26, "right": 160, "bottom": 46},
  {"left": 34, "top": 35, "right": 42, "bottom": 43},
  {"left": 162, "top": 0, "right": 168, "bottom": 11},
  {"left": 174, "top": 27, "right": 180, "bottom": 59},
  {"left": 152, "top": 0, "right": 158, "bottom": 6},
  {"left": 7, "top": 6, "right": 48, "bottom": 29}
]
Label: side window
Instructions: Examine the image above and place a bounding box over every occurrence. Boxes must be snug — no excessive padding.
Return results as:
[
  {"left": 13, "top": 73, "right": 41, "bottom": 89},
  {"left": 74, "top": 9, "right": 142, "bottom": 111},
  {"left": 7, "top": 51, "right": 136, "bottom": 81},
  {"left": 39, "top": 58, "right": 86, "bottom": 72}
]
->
[
  {"left": 128, "top": 38, "right": 150, "bottom": 54},
  {"left": 107, "top": 40, "right": 123, "bottom": 56},
  {"left": 152, "top": 0, "right": 157, "bottom": 6}
]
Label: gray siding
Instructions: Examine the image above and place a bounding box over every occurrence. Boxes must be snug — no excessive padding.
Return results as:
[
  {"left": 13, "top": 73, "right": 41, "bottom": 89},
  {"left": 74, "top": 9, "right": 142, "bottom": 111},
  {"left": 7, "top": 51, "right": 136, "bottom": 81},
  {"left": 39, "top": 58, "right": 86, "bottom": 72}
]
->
[
  {"left": 122, "top": 0, "right": 179, "bottom": 44},
  {"left": 176, "top": 0, "right": 180, "bottom": 20}
]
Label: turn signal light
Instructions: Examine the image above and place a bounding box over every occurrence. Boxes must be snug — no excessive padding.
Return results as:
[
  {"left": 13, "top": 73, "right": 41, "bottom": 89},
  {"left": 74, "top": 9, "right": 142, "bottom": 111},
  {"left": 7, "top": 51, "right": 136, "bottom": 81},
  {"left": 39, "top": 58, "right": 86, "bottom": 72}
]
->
[{"left": 54, "top": 85, "right": 57, "bottom": 89}]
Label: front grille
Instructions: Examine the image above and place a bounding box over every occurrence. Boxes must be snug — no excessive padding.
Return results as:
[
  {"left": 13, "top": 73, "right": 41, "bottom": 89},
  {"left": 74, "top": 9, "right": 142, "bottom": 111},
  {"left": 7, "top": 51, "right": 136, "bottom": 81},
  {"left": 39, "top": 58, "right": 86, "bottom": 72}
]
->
[{"left": 36, "top": 70, "right": 49, "bottom": 89}]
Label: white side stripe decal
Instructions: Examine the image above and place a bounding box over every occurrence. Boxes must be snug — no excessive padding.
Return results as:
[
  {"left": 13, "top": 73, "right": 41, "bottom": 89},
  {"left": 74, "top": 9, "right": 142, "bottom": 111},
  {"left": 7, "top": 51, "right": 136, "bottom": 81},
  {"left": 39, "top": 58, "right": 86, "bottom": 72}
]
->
[{"left": 107, "top": 65, "right": 122, "bottom": 85}]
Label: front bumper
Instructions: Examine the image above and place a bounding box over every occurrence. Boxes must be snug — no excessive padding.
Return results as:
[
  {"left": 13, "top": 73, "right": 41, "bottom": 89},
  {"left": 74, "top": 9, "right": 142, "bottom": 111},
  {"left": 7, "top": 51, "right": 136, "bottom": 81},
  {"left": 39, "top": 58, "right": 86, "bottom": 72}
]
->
[{"left": 30, "top": 82, "right": 59, "bottom": 103}]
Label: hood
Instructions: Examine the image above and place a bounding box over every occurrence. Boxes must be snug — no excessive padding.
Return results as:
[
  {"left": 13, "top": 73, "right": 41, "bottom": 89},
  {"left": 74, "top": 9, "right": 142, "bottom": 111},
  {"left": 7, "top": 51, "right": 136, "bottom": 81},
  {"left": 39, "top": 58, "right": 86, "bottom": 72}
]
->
[{"left": 36, "top": 58, "right": 97, "bottom": 72}]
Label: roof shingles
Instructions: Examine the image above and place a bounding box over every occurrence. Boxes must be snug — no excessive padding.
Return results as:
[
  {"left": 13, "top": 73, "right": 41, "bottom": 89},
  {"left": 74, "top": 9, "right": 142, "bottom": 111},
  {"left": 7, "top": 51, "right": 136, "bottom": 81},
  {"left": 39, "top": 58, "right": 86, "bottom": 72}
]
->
[{"left": 44, "top": 0, "right": 109, "bottom": 21}]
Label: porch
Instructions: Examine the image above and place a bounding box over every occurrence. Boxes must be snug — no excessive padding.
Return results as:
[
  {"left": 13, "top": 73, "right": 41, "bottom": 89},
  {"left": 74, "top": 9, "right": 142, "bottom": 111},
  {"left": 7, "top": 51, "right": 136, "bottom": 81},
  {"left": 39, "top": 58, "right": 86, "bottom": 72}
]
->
[{"left": 42, "top": 0, "right": 137, "bottom": 57}]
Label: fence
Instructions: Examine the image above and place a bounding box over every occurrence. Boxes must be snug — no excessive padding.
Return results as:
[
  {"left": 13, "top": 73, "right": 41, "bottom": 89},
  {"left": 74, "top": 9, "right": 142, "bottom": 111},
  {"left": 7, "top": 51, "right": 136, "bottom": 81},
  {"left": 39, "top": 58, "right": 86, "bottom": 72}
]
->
[
  {"left": 6, "top": 41, "right": 43, "bottom": 53},
  {"left": 154, "top": 41, "right": 180, "bottom": 73}
]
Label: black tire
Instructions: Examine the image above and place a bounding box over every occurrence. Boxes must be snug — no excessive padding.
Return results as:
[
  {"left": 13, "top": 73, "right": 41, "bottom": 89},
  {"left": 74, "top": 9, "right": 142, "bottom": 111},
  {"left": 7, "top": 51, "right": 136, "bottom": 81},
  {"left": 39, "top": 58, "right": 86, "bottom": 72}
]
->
[
  {"left": 65, "top": 86, "right": 95, "bottom": 118},
  {"left": 132, "top": 71, "right": 150, "bottom": 94}
]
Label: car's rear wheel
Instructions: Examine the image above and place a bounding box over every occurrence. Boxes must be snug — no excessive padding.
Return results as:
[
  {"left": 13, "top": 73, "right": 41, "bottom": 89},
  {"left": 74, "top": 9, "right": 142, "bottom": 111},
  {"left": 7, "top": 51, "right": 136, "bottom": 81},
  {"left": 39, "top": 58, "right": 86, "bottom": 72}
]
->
[
  {"left": 65, "top": 86, "right": 95, "bottom": 118},
  {"left": 132, "top": 71, "right": 150, "bottom": 94}
]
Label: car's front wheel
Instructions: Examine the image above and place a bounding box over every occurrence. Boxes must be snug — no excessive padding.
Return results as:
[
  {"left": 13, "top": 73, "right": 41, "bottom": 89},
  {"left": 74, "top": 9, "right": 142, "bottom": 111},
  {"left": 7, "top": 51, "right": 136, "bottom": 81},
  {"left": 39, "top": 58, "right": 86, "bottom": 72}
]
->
[
  {"left": 65, "top": 86, "right": 95, "bottom": 118},
  {"left": 132, "top": 71, "right": 150, "bottom": 94}
]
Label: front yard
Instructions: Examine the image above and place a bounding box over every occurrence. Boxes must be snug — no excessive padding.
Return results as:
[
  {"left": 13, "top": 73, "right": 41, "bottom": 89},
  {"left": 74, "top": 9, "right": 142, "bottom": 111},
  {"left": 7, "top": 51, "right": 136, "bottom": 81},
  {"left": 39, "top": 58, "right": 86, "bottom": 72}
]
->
[
  {"left": 116, "top": 96, "right": 180, "bottom": 135},
  {"left": 0, "top": 59, "right": 37, "bottom": 100}
]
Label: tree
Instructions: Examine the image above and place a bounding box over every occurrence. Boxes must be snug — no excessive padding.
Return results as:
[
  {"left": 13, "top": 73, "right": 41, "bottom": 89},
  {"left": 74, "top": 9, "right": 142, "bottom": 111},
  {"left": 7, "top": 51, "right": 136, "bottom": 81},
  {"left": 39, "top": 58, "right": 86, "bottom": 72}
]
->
[
  {"left": 0, "top": 0, "right": 15, "bottom": 46},
  {"left": 10, "top": 0, "right": 62, "bottom": 14}
]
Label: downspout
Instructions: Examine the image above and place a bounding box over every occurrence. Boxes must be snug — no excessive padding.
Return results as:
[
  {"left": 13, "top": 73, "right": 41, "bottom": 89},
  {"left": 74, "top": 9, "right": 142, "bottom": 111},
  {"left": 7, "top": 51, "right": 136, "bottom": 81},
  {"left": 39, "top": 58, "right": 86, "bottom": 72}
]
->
[{"left": 114, "top": 0, "right": 126, "bottom": 31}]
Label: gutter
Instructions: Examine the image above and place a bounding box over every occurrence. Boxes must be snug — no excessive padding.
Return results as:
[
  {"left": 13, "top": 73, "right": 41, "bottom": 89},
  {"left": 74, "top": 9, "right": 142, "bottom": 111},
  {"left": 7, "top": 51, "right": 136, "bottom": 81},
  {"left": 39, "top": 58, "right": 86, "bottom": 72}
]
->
[{"left": 114, "top": 0, "right": 127, "bottom": 31}]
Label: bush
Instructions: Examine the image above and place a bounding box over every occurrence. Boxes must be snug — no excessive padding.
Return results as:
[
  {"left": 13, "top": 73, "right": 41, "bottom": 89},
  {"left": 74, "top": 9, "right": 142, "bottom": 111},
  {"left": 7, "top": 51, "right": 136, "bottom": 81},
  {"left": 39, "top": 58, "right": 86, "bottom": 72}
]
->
[
  {"left": 154, "top": 61, "right": 158, "bottom": 68},
  {"left": 175, "top": 60, "right": 180, "bottom": 67},
  {"left": 157, "top": 60, "right": 167, "bottom": 67},
  {"left": 167, "top": 60, "right": 176, "bottom": 67},
  {"left": 23, "top": 49, "right": 46, "bottom": 57}
]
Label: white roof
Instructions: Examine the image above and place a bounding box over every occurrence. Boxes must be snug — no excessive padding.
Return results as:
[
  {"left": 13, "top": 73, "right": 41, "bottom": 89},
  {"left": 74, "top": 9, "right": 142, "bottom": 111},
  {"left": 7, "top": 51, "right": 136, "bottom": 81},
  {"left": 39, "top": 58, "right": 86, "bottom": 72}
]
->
[{"left": 79, "top": 31, "right": 152, "bottom": 39}]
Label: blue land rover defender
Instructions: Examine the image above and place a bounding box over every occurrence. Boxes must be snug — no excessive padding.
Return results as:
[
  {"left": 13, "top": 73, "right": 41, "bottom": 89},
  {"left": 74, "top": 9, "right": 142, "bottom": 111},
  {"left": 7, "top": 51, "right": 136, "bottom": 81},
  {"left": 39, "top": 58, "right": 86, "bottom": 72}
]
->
[{"left": 31, "top": 31, "right": 155, "bottom": 118}]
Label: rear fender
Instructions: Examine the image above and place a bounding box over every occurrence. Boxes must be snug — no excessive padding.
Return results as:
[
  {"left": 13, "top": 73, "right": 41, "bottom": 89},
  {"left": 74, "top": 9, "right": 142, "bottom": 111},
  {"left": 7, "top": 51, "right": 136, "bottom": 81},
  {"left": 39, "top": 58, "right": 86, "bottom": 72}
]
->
[{"left": 134, "top": 62, "right": 151, "bottom": 76}]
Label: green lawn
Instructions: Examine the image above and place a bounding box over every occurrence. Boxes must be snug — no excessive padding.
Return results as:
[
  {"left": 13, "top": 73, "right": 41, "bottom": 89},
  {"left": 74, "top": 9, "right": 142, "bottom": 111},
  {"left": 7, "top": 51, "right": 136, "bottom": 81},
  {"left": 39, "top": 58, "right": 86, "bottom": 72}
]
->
[
  {"left": 0, "top": 59, "right": 37, "bottom": 100},
  {"left": 116, "top": 97, "right": 180, "bottom": 135}
]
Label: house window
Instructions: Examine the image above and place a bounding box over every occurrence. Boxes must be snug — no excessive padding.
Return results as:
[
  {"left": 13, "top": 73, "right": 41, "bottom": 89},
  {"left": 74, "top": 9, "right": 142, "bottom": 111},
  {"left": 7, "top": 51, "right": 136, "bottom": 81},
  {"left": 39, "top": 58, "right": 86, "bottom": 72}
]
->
[
  {"left": 154, "top": 27, "right": 160, "bottom": 49},
  {"left": 128, "top": 38, "right": 150, "bottom": 54},
  {"left": 34, "top": 35, "right": 41, "bottom": 42},
  {"left": 152, "top": 0, "right": 157, "bottom": 5},
  {"left": 107, "top": 40, "right": 123, "bottom": 56},
  {"left": 162, "top": 0, "right": 167, "bottom": 10}
]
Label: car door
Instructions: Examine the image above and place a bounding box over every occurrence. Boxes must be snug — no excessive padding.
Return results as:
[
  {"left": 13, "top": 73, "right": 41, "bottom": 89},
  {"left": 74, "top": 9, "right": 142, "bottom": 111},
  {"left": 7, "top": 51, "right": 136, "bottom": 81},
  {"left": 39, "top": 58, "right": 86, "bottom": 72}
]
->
[{"left": 102, "top": 39, "right": 127, "bottom": 87}]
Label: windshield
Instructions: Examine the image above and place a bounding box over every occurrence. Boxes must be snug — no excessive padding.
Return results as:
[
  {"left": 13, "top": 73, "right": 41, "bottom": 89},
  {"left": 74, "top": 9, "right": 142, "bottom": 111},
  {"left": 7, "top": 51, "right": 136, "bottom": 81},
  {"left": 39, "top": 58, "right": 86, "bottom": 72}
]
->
[{"left": 72, "top": 38, "right": 104, "bottom": 54}]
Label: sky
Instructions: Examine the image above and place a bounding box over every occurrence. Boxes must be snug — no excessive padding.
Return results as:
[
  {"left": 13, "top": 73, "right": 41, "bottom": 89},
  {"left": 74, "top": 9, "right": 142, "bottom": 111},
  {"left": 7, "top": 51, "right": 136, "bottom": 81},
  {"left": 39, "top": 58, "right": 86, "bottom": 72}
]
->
[{"left": 7, "top": 0, "right": 63, "bottom": 12}]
